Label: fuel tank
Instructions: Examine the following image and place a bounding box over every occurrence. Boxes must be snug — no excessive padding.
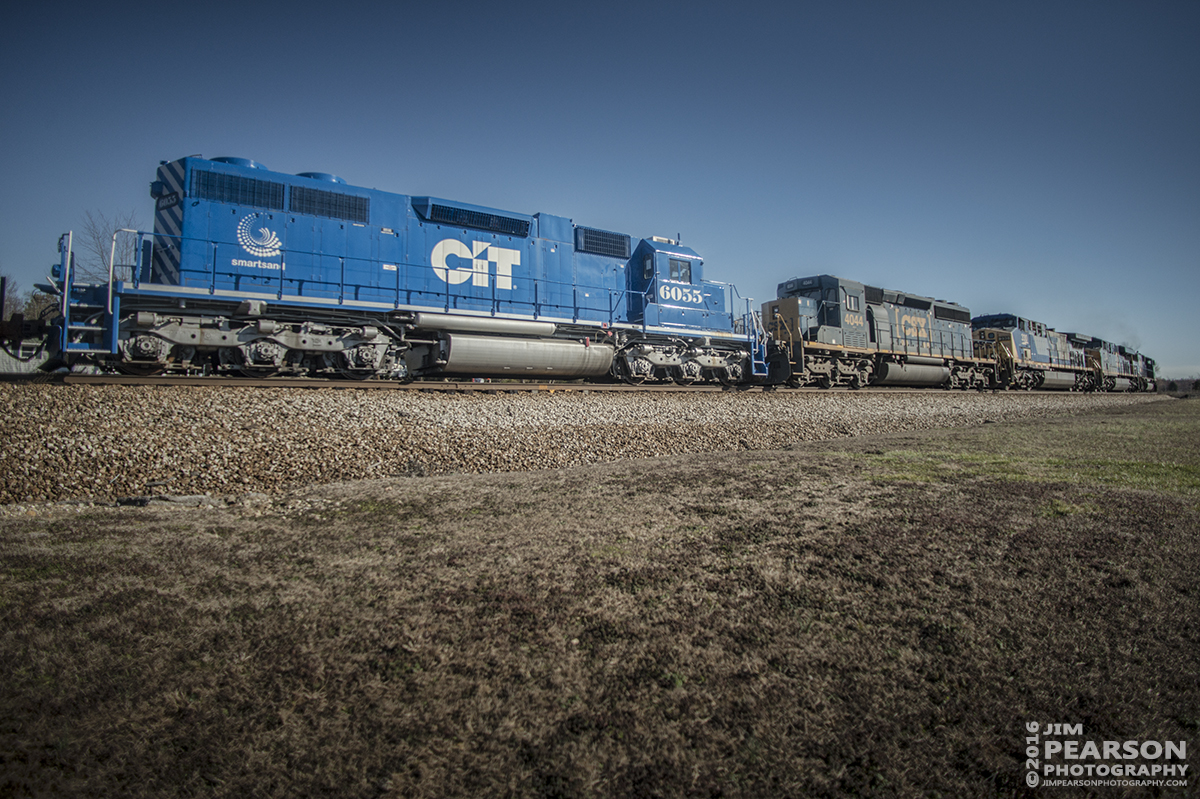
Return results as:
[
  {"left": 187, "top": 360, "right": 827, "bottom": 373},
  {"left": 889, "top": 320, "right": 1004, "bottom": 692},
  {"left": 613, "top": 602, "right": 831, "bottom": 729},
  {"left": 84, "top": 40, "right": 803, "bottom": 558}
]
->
[
  {"left": 410, "top": 334, "right": 614, "bottom": 379},
  {"left": 1037, "top": 371, "right": 1078, "bottom": 390},
  {"left": 872, "top": 361, "right": 950, "bottom": 387}
]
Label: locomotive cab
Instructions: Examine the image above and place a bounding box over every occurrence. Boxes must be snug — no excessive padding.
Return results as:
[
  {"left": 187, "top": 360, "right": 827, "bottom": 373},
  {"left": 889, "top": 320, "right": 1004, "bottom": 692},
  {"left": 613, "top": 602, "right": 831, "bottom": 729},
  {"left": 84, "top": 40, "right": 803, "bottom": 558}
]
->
[
  {"left": 775, "top": 275, "right": 868, "bottom": 348},
  {"left": 629, "top": 237, "right": 726, "bottom": 328}
]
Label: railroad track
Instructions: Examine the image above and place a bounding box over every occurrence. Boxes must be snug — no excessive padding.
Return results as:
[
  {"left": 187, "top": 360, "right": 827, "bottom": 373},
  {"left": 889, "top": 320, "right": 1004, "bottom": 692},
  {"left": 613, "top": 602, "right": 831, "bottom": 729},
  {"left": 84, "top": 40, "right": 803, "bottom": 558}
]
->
[
  {"left": 56, "top": 374, "right": 741, "bottom": 392},
  {"left": 0, "top": 372, "right": 954, "bottom": 394}
]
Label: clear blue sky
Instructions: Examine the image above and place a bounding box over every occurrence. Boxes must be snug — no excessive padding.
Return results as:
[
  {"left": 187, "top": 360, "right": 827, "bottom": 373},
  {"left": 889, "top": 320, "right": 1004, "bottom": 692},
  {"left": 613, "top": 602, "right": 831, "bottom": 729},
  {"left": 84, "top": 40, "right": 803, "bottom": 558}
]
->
[{"left": 3, "top": 0, "right": 1197, "bottom": 375}]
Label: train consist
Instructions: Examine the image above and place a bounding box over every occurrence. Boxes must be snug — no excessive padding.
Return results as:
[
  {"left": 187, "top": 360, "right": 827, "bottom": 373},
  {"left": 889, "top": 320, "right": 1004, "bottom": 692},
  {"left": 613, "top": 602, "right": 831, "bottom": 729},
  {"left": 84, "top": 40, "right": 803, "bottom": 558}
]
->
[{"left": 0, "top": 155, "right": 1155, "bottom": 391}]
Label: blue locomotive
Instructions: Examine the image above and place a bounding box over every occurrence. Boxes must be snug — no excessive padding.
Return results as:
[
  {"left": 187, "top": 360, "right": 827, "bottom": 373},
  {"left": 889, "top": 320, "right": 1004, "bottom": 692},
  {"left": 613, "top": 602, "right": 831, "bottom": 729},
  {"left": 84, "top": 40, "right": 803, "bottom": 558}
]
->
[
  {"left": 1, "top": 155, "right": 1157, "bottom": 391},
  {"left": 29, "top": 156, "right": 766, "bottom": 383}
]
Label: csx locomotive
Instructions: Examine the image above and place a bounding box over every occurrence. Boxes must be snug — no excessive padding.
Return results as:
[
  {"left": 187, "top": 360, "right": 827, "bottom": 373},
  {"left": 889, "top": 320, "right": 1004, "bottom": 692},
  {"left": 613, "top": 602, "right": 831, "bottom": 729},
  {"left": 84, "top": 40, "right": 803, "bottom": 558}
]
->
[{"left": 0, "top": 155, "right": 1155, "bottom": 391}]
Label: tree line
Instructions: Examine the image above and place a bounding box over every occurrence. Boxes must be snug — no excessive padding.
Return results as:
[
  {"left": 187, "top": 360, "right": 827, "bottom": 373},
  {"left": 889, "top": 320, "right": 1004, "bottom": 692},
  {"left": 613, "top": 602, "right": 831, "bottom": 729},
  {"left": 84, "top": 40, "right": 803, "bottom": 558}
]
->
[{"left": 2, "top": 210, "right": 141, "bottom": 320}]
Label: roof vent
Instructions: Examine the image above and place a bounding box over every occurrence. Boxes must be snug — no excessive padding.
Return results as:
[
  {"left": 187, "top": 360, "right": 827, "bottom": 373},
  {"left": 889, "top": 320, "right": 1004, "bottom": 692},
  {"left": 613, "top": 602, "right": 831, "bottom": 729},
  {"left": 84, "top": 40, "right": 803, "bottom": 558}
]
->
[
  {"left": 297, "top": 172, "right": 347, "bottom": 184},
  {"left": 411, "top": 197, "right": 531, "bottom": 237},
  {"left": 211, "top": 157, "right": 268, "bottom": 170}
]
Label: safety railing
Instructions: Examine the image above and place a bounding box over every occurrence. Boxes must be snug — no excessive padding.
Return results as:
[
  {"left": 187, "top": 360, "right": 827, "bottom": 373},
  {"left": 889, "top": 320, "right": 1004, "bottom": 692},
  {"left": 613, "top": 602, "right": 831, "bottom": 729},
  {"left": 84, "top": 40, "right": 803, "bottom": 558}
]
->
[{"left": 84, "top": 230, "right": 753, "bottom": 337}]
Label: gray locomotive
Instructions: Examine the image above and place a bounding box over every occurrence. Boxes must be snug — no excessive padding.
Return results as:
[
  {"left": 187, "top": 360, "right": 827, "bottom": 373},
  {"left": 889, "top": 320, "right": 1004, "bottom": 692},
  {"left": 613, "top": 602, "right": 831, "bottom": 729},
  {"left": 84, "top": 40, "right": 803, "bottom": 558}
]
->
[{"left": 763, "top": 275, "right": 1154, "bottom": 391}]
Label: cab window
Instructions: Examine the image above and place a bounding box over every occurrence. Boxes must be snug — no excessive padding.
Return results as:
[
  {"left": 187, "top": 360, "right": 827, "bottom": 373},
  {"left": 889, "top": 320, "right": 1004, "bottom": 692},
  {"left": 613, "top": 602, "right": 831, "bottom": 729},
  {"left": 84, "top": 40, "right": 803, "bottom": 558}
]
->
[
  {"left": 669, "top": 258, "right": 691, "bottom": 282},
  {"left": 643, "top": 255, "right": 653, "bottom": 280}
]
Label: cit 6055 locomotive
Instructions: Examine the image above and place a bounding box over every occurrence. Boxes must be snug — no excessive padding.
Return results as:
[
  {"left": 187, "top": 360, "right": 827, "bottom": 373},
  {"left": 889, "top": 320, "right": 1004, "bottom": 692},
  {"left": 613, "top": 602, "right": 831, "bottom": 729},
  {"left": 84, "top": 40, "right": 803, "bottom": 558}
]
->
[{"left": 0, "top": 155, "right": 1155, "bottom": 392}]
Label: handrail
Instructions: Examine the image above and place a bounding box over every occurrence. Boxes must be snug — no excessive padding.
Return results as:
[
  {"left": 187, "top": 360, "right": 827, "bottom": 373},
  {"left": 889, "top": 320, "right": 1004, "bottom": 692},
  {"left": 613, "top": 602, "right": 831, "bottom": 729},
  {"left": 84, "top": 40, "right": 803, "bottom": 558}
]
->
[
  {"left": 727, "top": 282, "right": 760, "bottom": 338},
  {"left": 59, "top": 232, "right": 73, "bottom": 320},
  {"left": 56, "top": 231, "right": 73, "bottom": 356},
  {"left": 108, "top": 228, "right": 138, "bottom": 314},
  {"left": 115, "top": 231, "right": 751, "bottom": 336}
]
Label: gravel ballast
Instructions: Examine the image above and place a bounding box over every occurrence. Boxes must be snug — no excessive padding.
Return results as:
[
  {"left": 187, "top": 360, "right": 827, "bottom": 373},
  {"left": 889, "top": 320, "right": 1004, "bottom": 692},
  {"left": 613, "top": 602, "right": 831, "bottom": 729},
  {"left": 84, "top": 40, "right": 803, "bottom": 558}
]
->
[{"left": 0, "top": 383, "right": 1168, "bottom": 506}]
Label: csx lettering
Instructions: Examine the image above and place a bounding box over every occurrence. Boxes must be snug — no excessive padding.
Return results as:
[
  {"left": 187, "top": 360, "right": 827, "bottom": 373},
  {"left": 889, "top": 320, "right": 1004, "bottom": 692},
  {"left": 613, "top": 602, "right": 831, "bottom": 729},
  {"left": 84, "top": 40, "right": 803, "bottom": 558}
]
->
[
  {"left": 659, "top": 284, "right": 704, "bottom": 305},
  {"left": 900, "top": 314, "right": 929, "bottom": 339},
  {"left": 431, "top": 239, "right": 520, "bottom": 289}
]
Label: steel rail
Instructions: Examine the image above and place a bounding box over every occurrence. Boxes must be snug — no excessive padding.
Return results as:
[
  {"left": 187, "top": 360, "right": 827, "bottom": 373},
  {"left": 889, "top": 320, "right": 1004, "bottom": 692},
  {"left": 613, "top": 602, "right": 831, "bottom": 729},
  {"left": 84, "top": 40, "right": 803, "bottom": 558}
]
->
[{"left": 34, "top": 373, "right": 982, "bottom": 394}]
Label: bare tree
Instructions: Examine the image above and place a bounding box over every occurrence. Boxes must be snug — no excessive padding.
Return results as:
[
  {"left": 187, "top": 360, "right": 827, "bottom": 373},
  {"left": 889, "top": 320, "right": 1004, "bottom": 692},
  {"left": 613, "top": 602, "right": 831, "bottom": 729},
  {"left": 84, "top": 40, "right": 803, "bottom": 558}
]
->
[
  {"left": 1, "top": 273, "right": 57, "bottom": 322},
  {"left": 20, "top": 289, "right": 58, "bottom": 320},
  {"left": 1, "top": 272, "right": 21, "bottom": 318},
  {"left": 76, "top": 209, "right": 143, "bottom": 283}
]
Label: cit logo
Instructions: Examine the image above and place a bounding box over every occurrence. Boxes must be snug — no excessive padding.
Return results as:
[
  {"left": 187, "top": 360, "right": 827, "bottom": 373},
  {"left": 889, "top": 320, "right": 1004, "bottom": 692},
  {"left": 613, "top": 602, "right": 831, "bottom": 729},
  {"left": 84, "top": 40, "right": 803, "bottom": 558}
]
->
[
  {"left": 431, "top": 239, "right": 520, "bottom": 289},
  {"left": 237, "top": 214, "right": 282, "bottom": 259}
]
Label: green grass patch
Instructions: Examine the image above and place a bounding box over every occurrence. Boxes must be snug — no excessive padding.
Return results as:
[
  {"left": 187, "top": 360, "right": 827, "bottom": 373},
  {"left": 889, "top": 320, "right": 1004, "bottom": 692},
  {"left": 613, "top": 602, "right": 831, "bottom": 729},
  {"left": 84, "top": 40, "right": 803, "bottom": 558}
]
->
[{"left": 860, "top": 450, "right": 1200, "bottom": 494}]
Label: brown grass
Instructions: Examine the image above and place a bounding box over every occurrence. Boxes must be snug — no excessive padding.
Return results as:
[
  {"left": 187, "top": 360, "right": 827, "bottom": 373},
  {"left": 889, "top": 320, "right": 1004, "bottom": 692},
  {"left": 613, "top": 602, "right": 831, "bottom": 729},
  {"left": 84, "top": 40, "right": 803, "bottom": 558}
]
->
[{"left": 2, "top": 400, "right": 1198, "bottom": 797}]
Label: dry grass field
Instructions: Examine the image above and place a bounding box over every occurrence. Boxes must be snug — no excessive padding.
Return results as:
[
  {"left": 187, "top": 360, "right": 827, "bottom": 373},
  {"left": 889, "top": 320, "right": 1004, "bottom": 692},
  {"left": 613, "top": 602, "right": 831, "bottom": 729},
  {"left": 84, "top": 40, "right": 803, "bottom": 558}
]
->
[{"left": 2, "top": 398, "right": 1198, "bottom": 797}]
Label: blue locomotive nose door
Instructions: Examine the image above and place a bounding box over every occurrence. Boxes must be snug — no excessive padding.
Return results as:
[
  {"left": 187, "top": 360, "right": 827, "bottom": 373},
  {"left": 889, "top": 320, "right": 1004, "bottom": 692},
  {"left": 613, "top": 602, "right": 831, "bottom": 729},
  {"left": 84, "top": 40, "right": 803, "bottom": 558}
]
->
[{"left": 628, "top": 250, "right": 655, "bottom": 323}]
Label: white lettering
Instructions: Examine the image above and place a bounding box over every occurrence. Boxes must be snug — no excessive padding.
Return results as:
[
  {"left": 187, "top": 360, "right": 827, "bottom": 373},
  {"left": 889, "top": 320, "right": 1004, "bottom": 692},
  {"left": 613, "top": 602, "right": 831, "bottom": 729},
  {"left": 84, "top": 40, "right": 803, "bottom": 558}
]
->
[
  {"left": 431, "top": 239, "right": 520, "bottom": 290},
  {"left": 490, "top": 246, "right": 520, "bottom": 290},
  {"left": 470, "top": 241, "right": 490, "bottom": 287},
  {"left": 431, "top": 239, "right": 474, "bottom": 285},
  {"left": 231, "top": 258, "right": 283, "bottom": 270}
]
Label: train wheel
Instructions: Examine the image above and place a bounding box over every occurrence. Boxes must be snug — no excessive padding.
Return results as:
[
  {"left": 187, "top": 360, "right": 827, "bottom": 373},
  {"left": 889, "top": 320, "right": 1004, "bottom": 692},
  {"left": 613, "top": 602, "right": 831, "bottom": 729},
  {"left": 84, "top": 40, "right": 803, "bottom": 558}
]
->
[
  {"left": 116, "top": 360, "right": 166, "bottom": 377},
  {"left": 672, "top": 360, "right": 702, "bottom": 386},
  {"left": 218, "top": 345, "right": 281, "bottom": 378},
  {"left": 238, "top": 366, "right": 282, "bottom": 378},
  {"left": 718, "top": 361, "right": 746, "bottom": 387},
  {"left": 619, "top": 355, "right": 653, "bottom": 385}
]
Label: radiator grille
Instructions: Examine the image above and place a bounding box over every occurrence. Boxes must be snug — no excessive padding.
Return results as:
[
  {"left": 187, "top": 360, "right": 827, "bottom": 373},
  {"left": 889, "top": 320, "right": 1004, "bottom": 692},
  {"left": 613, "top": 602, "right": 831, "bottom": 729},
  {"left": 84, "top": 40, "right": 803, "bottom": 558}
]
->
[
  {"left": 193, "top": 170, "right": 285, "bottom": 210},
  {"left": 934, "top": 305, "right": 971, "bottom": 324},
  {"left": 290, "top": 186, "right": 370, "bottom": 224},
  {"left": 428, "top": 204, "right": 530, "bottom": 237},
  {"left": 575, "top": 226, "right": 631, "bottom": 259}
]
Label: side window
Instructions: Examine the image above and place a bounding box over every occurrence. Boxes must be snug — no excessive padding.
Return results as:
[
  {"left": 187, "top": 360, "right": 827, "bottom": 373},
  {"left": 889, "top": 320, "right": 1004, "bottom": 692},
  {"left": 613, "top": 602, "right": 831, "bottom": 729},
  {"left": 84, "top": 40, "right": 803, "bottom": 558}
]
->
[
  {"left": 643, "top": 255, "right": 654, "bottom": 280},
  {"left": 846, "top": 294, "right": 860, "bottom": 311},
  {"left": 669, "top": 258, "right": 691, "bottom": 282}
]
